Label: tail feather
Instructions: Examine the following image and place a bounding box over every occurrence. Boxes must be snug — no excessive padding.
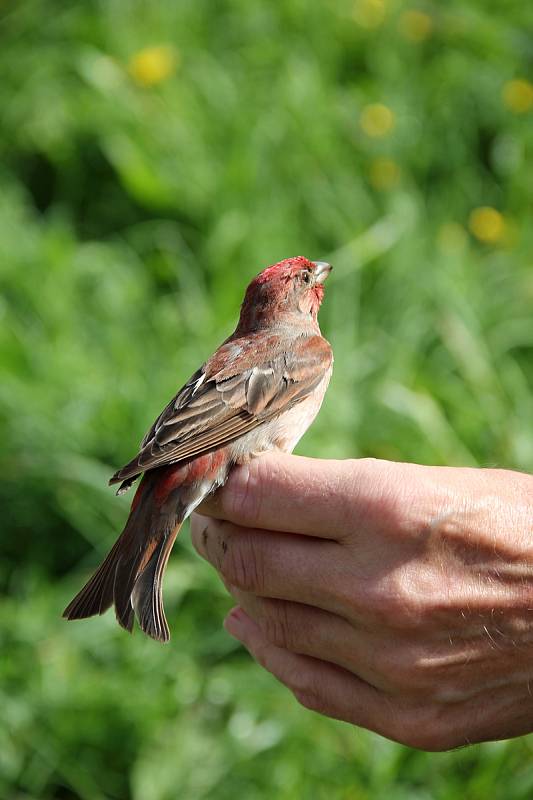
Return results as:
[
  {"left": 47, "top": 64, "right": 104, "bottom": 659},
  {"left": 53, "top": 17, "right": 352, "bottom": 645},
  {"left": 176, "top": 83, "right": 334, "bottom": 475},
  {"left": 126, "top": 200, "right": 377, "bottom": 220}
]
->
[
  {"left": 131, "top": 526, "right": 181, "bottom": 643},
  {"left": 63, "top": 535, "right": 124, "bottom": 620},
  {"left": 63, "top": 476, "right": 184, "bottom": 641},
  {"left": 64, "top": 460, "right": 224, "bottom": 642},
  {"left": 113, "top": 552, "right": 141, "bottom": 633},
  {"left": 112, "top": 537, "right": 157, "bottom": 632}
]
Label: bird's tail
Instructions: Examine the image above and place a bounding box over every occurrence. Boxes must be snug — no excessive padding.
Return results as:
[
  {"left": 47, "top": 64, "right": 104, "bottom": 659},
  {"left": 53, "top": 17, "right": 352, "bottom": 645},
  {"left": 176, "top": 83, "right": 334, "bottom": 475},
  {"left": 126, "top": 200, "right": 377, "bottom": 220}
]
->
[{"left": 63, "top": 475, "right": 184, "bottom": 643}]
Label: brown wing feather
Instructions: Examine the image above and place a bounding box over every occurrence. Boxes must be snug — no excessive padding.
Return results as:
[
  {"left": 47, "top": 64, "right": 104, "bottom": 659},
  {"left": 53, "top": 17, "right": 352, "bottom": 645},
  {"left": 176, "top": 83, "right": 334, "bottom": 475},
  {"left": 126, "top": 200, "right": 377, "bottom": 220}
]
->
[{"left": 110, "top": 333, "right": 332, "bottom": 485}]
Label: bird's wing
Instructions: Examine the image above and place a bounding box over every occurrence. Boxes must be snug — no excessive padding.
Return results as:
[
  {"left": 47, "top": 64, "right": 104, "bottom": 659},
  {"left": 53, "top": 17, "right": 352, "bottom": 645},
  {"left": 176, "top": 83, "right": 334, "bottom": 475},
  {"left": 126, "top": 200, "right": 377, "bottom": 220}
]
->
[{"left": 109, "top": 334, "right": 332, "bottom": 484}]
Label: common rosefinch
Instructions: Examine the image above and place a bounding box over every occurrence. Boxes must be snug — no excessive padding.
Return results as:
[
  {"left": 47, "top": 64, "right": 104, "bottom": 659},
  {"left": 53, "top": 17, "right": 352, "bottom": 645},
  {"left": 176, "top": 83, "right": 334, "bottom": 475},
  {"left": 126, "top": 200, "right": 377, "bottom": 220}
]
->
[{"left": 63, "top": 256, "right": 333, "bottom": 642}]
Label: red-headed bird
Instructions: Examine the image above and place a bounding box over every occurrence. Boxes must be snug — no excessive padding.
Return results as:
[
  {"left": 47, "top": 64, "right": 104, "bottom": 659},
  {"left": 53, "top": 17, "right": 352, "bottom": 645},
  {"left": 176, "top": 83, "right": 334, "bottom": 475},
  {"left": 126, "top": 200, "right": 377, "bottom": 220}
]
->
[{"left": 63, "top": 257, "right": 333, "bottom": 641}]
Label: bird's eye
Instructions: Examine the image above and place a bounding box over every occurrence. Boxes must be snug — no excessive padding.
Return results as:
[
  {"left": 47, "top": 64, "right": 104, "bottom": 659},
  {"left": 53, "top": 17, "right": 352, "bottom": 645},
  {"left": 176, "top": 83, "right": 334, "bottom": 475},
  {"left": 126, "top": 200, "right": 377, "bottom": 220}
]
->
[{"left": 301, "top": 270, "right": 312, "bottom": 284}]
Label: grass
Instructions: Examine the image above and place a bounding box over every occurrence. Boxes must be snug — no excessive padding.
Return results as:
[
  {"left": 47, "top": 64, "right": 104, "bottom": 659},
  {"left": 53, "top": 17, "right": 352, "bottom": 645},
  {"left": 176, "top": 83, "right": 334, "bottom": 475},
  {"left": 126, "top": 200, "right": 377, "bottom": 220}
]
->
[{"left": 1, "top": 0, "right": 533, "bottom": 797}]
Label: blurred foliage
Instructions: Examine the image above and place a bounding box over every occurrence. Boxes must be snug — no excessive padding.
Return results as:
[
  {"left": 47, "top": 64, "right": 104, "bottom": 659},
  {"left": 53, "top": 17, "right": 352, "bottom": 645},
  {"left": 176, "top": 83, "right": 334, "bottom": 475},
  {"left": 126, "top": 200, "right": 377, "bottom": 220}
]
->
[{"left": 1, "top": 0, "right": 533, "bottom": 797}]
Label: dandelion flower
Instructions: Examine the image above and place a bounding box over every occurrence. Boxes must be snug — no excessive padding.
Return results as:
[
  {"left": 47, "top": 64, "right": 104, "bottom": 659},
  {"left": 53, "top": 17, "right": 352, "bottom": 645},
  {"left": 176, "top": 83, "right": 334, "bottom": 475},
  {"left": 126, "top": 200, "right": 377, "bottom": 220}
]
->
[
  {"left": 353, "top": 0, "right": 387, "bottom": 29},
  {"left": 502, "top": 79, "right": 533, "bottom": 114},
  {"left": 360, "top": 103, "right": 395, "bottom": 137},
  {"left": 398, "top": 10, "right": 433, "bottom": 42},
  {"left": 128, "top": 45, "right": 178, "bottom": 87},
  {"left": 468, "top": 207, "right": 505, "bottom": 244},
  {"left": 369, "top": 157, "right": 401, "bottom": 190}
]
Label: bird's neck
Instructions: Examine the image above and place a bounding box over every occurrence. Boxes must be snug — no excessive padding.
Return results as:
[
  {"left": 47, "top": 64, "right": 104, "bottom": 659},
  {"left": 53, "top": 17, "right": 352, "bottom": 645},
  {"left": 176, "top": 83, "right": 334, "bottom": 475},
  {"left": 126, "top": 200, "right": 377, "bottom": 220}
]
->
[{"left": 235, "top": 308, "right": 321, "bottom": 337}]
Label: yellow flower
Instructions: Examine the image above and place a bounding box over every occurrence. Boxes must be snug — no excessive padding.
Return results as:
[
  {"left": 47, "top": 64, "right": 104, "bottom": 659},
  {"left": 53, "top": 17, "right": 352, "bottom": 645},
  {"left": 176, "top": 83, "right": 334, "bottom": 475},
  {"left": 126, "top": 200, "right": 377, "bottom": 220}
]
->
[
  {"left": 360, "top": 103, "right": 395, "bottom": 137},
  {"left": 369, "top": 157, "right": 401, "bottom": 190},
  {"left": 502, "top": 79, "right": 533, "bottom": 114},
  {"left": 468, "top": 207, "right": 505, "bottom": 244},
  {"left": 398, "top": 10, "right": 433, "bottom": 42},
  {"left": 128, "top": 45, "right": 178, "bottom": 87},
  {"left": 437, "top": 222, "right": 467, "bottom": 253},
  {"left": 353, "top": 0, "right": 387, "bottom": 29}
]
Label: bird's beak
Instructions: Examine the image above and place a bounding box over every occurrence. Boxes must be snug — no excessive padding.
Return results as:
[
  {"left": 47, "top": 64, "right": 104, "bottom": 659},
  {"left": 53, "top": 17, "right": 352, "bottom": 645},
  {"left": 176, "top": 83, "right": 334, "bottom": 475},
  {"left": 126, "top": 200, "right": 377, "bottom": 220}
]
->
[{"left": 312, "top": 261, "right": 332, "bottom": 284}]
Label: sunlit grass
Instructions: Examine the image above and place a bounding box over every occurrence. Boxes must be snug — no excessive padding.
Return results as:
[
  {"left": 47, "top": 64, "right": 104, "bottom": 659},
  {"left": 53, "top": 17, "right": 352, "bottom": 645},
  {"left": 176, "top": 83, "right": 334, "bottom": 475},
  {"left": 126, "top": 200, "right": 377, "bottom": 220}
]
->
[{"left": 1, "top": 0, "right": 533, "bottom": 798}]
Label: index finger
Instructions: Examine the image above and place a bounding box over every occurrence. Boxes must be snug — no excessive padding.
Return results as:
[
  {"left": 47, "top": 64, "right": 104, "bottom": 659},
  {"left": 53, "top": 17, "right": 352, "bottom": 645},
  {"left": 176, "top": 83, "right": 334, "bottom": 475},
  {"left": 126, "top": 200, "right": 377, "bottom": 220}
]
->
[{"left": 197, "top": 452, "right": 393, "bottom": 540}]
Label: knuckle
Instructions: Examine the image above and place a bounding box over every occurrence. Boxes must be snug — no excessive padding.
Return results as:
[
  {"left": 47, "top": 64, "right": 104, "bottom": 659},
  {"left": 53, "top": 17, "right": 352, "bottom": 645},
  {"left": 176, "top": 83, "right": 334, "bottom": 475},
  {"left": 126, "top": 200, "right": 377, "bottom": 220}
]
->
[
  {"left": 292, "top": 686, "right": 324, "bottom": 714},
  {"left": 364, "top": 639, "right": 463, "bottom": 702},
  {"left": 219, "top": 532, "right": 264, "bottom": 593},
  {"left": 281, "top": 660, "right": 315, "bottom": 696},
  {"left": 387, "top": 645, "right": 436, "bottom": 691},
  {"left": 227, "top": 459, "right": 266, "bottom": 525},
  {"left": 252, "top": 639, "right": 271, "bottom": 671},
  {"left": 401, "top": 727, "right": 454, "bottom": 752},
  {"left": 372, "top": 641, "right": 450, "bottom": 695},
  {"left": 376, "top": 650, "right": 416, "bottom": 691},
  {"left": 393, "top": 708, "right": 456, "bottom": 751},
  {"left": 260, "top": 601, "right": 295, "bottom": 651},
  {"left": 352, "top": 570, "right": 426, "bottom": 629},
  {"left": 289, "top": 673, "right": 324, "bottom": 713}
]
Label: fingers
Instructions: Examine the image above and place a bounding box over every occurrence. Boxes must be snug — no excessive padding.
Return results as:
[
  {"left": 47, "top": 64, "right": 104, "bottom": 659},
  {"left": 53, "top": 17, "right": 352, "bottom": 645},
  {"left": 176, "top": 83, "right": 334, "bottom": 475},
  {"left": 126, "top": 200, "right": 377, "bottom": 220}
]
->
[
  {"left": 224, "top": 588, "right": 398, "bottom": 691},
  {"left": 223, "top": 606, "right": 402, "bottom": 740},
  {"left": 191, "top": 513, "right": 348, "bottom": 613},
  {"left": 224, "top": 608, "right": 533, "bottom": 750},
  {"left": 197, "top": 452, "right": 401, "bottom": 541},
  {"left": 216, "top": 582, "right": 532, "bottom": 704}
]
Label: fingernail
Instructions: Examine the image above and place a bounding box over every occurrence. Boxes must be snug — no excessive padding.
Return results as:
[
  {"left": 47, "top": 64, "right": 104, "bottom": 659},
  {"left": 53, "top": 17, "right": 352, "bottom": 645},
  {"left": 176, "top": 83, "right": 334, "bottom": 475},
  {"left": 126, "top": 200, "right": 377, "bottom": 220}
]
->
[{"left": 224, "top": 606, "right": 249, "bottom": 641}]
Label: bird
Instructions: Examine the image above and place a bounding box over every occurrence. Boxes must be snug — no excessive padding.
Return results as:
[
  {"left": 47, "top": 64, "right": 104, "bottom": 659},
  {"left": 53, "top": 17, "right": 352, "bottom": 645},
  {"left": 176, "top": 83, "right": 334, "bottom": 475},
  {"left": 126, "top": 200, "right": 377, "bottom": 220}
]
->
[{"left": 63, "top": 256, "right": 333, "bottom": 642}]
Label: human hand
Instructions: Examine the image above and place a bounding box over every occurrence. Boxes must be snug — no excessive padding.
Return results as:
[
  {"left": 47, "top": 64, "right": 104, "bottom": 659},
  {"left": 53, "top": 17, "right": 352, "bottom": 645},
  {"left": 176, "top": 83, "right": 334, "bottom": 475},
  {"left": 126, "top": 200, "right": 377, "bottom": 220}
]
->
[{"left": 191, "top": 453, "right": 533, "bottom": 750}]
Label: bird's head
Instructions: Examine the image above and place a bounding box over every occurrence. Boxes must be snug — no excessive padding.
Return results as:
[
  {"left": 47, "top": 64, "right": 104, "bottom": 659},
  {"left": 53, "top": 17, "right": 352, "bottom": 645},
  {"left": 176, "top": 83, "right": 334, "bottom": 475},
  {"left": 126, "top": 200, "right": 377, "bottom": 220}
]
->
[{"left": 237, "top": 256, "right": 332, "bottom": 333}]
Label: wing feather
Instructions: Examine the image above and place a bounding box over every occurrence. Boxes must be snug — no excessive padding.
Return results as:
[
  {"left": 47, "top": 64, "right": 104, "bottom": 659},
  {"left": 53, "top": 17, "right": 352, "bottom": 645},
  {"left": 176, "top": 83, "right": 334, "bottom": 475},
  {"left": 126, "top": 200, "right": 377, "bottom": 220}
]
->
[{"left": 110, "top": 334, "right": 332, "bottom": 485}]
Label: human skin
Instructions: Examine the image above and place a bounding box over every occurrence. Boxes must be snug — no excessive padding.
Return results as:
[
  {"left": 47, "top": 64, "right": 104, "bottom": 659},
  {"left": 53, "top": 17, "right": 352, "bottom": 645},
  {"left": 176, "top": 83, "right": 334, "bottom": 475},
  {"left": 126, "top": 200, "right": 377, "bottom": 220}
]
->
[{"left": 190, "top": 452, "right": 533, "bottom": 751}]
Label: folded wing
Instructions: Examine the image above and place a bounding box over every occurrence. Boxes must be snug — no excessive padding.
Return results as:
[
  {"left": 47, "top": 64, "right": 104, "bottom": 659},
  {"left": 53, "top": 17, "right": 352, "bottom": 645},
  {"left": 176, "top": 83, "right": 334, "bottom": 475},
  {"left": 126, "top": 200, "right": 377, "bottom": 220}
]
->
[{"left": 110, "top": 333, "right": 332, "bottom": 486}]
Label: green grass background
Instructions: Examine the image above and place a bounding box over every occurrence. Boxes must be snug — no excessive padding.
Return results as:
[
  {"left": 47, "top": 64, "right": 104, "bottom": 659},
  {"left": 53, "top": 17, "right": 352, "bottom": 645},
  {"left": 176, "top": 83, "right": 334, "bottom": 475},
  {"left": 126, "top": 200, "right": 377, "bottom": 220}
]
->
[{"left": 1, "top": 0, "right": 533, "bottom": 797}]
